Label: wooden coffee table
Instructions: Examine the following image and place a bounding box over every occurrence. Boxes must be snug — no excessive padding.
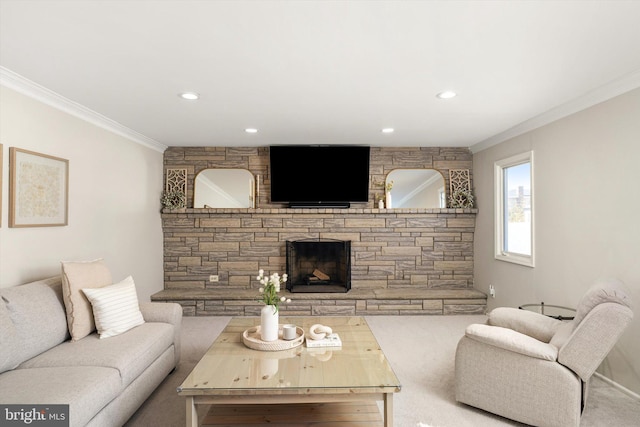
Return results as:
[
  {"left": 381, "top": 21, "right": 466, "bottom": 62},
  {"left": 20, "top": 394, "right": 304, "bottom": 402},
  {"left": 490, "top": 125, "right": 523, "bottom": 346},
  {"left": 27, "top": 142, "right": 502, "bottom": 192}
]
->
[{"left": 178, "top": 316, "right": 401, "bottom": 426}]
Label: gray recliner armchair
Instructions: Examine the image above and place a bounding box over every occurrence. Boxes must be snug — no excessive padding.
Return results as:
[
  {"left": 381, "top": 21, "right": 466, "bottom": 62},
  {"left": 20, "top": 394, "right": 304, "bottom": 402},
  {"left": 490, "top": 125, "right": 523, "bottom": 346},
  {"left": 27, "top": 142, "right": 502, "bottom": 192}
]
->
[{"left": 455, "top": 279, "right": 633, "bottom": 427}]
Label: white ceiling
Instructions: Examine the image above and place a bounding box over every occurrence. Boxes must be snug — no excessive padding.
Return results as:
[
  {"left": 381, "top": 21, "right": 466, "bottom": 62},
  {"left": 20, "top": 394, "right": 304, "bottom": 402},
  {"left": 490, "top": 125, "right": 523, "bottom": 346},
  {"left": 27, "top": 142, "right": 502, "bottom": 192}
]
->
[{"left": 2, "top": 0, "right": 640, "bottom": 152}]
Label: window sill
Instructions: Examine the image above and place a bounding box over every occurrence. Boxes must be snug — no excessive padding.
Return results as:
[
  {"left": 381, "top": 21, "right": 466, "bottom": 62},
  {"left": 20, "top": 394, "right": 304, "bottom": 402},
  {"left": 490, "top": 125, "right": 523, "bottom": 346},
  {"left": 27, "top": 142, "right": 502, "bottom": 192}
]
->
[{"left": 495, "top": 252, "right": 535, "bottom": 268}]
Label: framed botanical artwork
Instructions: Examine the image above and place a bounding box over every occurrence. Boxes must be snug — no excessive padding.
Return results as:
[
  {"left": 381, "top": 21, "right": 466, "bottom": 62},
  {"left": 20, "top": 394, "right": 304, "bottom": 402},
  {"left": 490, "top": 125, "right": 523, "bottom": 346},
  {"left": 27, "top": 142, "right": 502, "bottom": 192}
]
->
[{"left": 9, "top": 148, "right": 69, "bottom": 227}]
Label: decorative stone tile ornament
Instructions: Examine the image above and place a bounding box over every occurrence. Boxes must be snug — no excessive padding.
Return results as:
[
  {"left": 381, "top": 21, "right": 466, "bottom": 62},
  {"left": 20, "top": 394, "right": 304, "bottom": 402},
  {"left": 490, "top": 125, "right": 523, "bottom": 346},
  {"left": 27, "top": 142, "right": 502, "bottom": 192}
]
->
[
  {"left": 165, "top": 168, "right": 187, "bottom": 194},
  {"left": 449, "top": 169, "right": 471, "bottom": 195},
  {"left": 164, "top": 169, "right": 187, "bottom": 206},
  {"left": 449, "top": 169, "right": 474, "bottom": 208}
]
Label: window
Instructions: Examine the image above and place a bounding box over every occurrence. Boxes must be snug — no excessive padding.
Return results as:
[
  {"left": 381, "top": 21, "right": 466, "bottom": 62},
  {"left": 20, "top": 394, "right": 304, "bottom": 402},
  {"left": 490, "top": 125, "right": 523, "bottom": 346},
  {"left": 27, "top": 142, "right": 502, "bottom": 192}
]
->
[{"left": 494, "top": 151, "right": 534, "bottom": 267}]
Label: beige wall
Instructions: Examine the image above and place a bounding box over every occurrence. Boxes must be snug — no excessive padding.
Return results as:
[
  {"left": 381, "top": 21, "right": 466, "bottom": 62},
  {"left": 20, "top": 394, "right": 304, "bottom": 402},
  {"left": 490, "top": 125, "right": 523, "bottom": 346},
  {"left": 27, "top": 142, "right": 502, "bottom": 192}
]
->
[
  {"left": 473, "top": 87, "right": 640, "bottom": 394},
  {"left": 0, "top": 86, "right": 165, "bottom": 302}
]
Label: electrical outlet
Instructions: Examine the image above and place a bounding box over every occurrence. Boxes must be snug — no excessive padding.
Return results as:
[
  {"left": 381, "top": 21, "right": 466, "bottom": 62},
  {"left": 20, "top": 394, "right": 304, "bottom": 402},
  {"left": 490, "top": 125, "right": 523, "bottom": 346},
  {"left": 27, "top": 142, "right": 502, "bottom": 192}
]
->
[
  {"left": 489, "top": 284, "right": 495, "bottom": 298},
  {"left": 209, "top": 275, "right": 219, "bottom": 282}
]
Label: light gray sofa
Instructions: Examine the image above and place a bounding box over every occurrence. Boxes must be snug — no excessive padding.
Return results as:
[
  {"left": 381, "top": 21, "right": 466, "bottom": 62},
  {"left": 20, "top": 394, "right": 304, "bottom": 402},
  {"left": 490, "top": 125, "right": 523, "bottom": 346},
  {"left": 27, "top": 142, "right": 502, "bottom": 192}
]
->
[
  {"left": 0, "top": 276, "right": 182, "bottom": 427},
  {"left": 455, "top": 279, "right": 633, "bottom": 427}
]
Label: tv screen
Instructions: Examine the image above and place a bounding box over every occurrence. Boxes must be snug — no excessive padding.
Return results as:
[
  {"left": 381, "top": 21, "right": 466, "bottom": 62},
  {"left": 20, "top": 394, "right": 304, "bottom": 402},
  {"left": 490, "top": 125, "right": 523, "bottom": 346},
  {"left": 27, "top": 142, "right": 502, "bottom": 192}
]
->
[{"left": 270, "top": 145, "right": 370, "bottom": 207}]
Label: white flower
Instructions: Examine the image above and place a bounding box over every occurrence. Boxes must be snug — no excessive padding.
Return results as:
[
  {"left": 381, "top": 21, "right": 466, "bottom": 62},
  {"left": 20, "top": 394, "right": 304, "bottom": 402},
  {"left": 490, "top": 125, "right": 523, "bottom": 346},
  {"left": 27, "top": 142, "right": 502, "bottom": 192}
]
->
[{"left": 256, "top": 268, "right": 292, "bottom": 312}]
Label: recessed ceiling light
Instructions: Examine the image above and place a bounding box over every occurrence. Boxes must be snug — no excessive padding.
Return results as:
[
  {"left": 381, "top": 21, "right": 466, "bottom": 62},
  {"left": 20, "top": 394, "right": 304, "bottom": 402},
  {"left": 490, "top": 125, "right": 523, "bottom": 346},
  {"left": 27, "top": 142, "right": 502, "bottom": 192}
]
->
[
  {"left": 245, "top": 128, "right": 258, "bottom": 134},
  {"left": 179, "top": 92, "right": 199, "bottom": 100},
  {"left": 382, "top": 128, "right": 395, "bottom": 134},
  {"left": 436, "top": 91, "right": 457, "bottom": 99}
]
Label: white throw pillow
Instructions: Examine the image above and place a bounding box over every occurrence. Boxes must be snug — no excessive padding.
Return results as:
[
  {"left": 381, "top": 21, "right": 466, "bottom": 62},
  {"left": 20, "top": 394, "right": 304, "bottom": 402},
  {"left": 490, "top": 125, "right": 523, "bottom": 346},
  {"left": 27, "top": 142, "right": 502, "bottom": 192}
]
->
[{"left": 81, "top": 276, "right": 145, "bottom": 339}]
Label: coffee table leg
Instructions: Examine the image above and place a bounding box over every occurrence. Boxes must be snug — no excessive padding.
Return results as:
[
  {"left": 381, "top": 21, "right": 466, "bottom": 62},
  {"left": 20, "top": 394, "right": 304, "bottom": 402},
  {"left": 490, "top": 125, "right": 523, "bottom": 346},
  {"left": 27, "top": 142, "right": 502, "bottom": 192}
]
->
[
  {"left": 186, "top": 397, "right": 198, "bottom": 427},
  {"left": 384, "top": 393, "right": 393, "bottom": 427}
]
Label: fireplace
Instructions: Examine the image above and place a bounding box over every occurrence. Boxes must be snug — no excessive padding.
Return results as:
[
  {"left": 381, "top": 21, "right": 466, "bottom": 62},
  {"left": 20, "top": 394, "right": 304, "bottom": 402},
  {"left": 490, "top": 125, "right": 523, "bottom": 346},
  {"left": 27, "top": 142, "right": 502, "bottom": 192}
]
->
[{"left": 286, "top": 239, "right": 351, "bottom": 293}]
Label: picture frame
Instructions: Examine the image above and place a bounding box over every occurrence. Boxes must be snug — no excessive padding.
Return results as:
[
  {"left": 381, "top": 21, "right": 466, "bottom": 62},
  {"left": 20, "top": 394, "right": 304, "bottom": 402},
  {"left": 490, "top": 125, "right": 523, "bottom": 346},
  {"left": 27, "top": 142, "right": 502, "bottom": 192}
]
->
[{"left": 9, "top": 147, "right": 69, "bottom": 227}]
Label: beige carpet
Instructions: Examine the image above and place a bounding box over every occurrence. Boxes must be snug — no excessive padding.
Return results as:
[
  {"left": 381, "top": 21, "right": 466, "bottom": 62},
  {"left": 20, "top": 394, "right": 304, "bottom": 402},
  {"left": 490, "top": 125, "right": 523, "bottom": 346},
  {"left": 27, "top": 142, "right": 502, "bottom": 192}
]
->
[{"left": 125, "top": 315, "right": 640, "bottom": 427}]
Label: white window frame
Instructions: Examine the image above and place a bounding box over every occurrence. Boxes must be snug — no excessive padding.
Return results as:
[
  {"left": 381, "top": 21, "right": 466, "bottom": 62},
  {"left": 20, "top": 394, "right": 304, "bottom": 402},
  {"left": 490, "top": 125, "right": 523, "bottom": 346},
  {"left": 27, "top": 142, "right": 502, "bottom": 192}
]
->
[{"left": 494, "top": 151, "right": 534, "bottom": 267}]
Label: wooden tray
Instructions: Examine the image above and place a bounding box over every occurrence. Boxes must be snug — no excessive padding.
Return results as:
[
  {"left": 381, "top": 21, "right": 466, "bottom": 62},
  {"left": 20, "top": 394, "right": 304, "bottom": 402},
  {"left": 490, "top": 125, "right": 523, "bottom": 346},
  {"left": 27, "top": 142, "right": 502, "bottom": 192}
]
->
[{"left": 242, "top": 325, "right": 305, "bottom": 351}]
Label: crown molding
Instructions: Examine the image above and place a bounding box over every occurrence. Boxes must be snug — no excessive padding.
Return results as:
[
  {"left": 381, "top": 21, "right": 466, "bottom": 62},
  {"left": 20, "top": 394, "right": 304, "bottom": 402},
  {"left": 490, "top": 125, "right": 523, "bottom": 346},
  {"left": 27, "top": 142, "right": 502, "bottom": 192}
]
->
[
  {"left": 0, "top": 67, "right": 167, "bottom": 153},
  {"left": 470, "top": 69, "right": 640, "bottom": 154}
]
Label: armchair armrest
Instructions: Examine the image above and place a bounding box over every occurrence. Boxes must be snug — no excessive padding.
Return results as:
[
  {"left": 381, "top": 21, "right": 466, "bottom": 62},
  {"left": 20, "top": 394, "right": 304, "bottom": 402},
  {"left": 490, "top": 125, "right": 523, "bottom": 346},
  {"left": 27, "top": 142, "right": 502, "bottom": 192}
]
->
[
  {"left": 488, "top": 307, "right": 562, "bottom": 342},
  {"left": 465, "top": 324, "right": 558, "bottom": 361}
]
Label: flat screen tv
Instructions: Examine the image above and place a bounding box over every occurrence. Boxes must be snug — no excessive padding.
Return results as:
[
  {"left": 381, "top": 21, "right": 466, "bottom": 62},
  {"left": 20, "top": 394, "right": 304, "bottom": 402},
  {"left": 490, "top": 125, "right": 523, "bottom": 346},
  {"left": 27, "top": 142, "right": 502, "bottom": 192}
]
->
[{"left": 270, "top": 145, "right": 370, "bottom": 208}]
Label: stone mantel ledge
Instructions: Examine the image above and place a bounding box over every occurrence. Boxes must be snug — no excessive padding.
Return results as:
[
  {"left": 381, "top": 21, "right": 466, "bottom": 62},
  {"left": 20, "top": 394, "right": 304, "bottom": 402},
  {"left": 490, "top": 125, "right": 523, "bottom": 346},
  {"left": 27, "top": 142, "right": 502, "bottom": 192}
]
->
[
  {"left": 151, "top": 287, "right": 487, "bottom": 316},
  {"left": 162, "top": 208, "right": 478, "bottom": 215},
  {"left": 152, "top": 287, "right": 486, "bottom": 302}
]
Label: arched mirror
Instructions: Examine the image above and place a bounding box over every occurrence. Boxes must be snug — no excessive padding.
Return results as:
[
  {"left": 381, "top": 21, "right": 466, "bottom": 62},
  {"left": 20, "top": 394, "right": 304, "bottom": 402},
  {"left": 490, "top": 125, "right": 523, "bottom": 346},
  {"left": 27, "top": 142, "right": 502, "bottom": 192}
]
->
[
  {"left": 385, "top": 169, "right": 446, "bottom": 208},
  {"left": 194, "top": 169, "right": 255, "bottom": 208}
]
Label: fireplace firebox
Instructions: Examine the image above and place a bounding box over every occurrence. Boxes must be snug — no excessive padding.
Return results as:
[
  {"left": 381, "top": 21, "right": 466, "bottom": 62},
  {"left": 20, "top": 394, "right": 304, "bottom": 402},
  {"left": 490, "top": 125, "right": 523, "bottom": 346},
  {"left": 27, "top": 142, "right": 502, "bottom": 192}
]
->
[{"left": 286, "top": 239, "right": 351, "bottom": 293}]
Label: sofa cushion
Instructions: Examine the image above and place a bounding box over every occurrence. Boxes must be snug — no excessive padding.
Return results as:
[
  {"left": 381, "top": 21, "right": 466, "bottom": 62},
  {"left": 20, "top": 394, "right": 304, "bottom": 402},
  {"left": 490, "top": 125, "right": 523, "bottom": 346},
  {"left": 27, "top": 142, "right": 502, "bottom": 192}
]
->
[
  {"left": 19, "top": 322, "right": 174, "bottom": 388},
  {"left": 61, "top": 259, "right": 113, "bottom": 341},
  {"left": 82, "top": 276, "right": 145, "bottom": 339},
  {"left": 0, "top": 366, "right": 121, "bottom": 427},
  {"left": 0, "top": 277, "right": 69, "bottom": 371}
]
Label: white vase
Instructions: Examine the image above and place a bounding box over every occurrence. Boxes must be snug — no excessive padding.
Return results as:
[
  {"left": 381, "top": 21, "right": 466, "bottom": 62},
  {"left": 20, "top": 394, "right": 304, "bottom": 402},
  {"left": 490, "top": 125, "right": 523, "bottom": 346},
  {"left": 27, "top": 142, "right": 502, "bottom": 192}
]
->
[
  {"left": 260, "top": 305, "right": 279, "bottom": 342},
  {"left": 386, "top": 192, "right": 392, "bottom": 209}
]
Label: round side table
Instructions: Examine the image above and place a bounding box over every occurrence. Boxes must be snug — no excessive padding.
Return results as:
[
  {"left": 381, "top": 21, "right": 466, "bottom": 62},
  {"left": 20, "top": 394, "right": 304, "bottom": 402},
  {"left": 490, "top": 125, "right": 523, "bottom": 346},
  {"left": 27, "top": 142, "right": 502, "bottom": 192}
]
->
[{"left": 518, "top": 302, "right": 575, "bottom": 320}]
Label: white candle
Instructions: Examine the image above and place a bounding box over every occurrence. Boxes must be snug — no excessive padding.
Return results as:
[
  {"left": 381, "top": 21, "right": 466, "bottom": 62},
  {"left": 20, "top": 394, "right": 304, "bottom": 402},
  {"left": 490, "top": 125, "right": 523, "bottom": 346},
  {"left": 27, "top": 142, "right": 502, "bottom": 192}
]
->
[{"left": 282, "top": 324, "right": 297, "bottom": 340}]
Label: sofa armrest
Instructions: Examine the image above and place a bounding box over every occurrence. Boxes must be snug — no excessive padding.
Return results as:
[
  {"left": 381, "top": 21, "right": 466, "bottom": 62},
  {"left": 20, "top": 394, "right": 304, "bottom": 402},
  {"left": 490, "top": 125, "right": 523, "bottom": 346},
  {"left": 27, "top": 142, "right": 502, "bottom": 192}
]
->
[
  {"left": 465, "top": 323, "right": 558, "bottom": 361},
  {"left": 140, "top": 302, "right": 182, "bottom": 324},
  {"left": 139, "top": 302, "right": 182, "bottom": 365},
  {"left": 488, "top": 307, "right": 562, "bottom": 342}
]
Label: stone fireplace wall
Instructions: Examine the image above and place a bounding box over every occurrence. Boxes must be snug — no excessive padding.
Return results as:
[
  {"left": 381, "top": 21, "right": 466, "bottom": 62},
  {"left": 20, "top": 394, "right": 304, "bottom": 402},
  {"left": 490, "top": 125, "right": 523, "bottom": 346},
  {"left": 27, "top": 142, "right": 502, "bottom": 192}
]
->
[{"left": 158, "top": 146, "right": 482, "bottom": 316}]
